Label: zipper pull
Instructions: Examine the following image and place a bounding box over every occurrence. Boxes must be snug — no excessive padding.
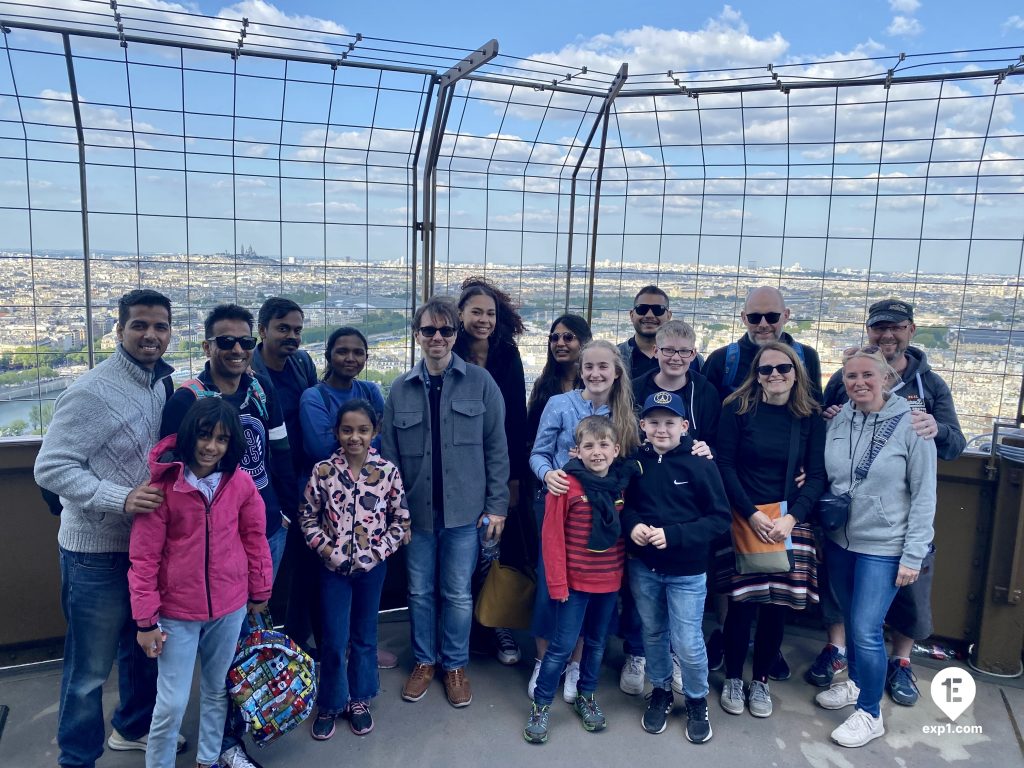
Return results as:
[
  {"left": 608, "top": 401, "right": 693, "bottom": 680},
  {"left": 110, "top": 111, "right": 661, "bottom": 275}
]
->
[{"left": 658, "top": 454, "right": 662, "bottom": 464}]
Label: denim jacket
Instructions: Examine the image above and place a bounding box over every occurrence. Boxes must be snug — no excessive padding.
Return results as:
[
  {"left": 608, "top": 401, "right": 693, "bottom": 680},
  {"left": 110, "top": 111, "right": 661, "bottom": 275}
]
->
[{"left": 381, "top": 353, "right": 510, "bottom": 530}]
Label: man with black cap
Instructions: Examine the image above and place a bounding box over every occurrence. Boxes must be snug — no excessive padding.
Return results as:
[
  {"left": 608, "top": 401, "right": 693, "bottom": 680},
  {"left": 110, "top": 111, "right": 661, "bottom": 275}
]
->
[{"left": 809, "top": 298, "right": 965, "bottom": 708}]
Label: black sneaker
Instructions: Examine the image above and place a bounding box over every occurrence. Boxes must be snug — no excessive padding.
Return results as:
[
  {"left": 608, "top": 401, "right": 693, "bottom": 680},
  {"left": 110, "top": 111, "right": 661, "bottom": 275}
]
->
[
  {"left": 347, "top": 701, "right": 374, "bottom": 735},
  {"left": 805, "top": 643, "right": 848, "bottom": 688},
  {"left": 310, "top": 712, "right": 336, "bottom": 741},
  {"left": 685, "top": 696, "right": 713, "bottom": 744},
  {"left": 706, "top": 629, "right": 724, "bottom": 672},
  {"left": 768, "top": 651, "right": 791, "bottom": 681},
  {"left": 642, "top": 687, "right": 674, "bottom": 734}
]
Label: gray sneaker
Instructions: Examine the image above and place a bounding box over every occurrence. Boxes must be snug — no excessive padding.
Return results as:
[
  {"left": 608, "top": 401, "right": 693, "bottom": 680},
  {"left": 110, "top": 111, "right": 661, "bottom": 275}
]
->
[
  {"left": 747, "top": 680, "right": 773, "bottom": 718},
  {"left": 574, "top": 693, "right": 607, "bottom": 732},
  {"left": 523, "top": 702, "right": 551, "bottom": 744},
  {"left": 720, "top": 678, "right": 745, "bottom": 715}
]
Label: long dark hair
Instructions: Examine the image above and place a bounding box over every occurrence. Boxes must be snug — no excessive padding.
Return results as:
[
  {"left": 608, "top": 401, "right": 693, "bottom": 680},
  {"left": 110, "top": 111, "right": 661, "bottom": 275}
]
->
[
  {"left": 453, "top": 277, "right": 525, "bottom": 362},
  {"left": 527, "top": 313, "right": 593, "bottom": 412},
  {"left": 175, "top": 397, "right": 245, "bottom": 473},
  {"left": 322, "top": 326, "right": 369, "bottom": 382}
]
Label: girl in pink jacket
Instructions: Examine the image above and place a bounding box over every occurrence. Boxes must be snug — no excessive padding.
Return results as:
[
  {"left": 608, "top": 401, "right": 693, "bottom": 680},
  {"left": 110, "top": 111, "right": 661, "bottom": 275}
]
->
[
  {"left": 129, "top": 398, "right": 272, "bottom": 768},
  {"left": 301, "top": 399, "right": 410, "bottom": 740}
]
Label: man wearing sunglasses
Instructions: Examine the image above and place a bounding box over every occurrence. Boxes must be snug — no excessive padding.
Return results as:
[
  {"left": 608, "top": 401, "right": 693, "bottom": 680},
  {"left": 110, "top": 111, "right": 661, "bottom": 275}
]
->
[
  {"left": 382, "top": 297, "right": 509, "bottom": 710},
  {"left": 811, "top": 298, "right": 965, "bottom": 709},
  {"left": 617, "top": 285, "right": 675, "bottom": 379},
  {"left": 703, "top": 286, "right": 823, "bottom": 403}
]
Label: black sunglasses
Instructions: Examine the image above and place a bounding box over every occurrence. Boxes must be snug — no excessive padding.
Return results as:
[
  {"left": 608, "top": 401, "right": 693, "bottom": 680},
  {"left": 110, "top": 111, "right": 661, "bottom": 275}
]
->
[
  {"left": 418, "top": 325, "right": 457, "bottom": 338},
  {"left": 549, "top": 332, "right": 577, "bottom": 343},
  {"left": 207, "top": 335, "right": 257, "bottom": 351},
  {"left": 757, "top": 363, "right": 794, "bottom": 376},
  {"left": 634, "top": 303, "right": 668, "bottom": 317},
  {"left": 746, "top": 311, "right": 782, "bottom": 325}
]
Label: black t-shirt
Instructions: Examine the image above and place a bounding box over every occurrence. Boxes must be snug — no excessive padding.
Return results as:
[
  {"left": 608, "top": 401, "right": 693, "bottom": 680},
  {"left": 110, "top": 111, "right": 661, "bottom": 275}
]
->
[
  {"left": 428, "top": 373, "right": 444, "bottom": 521},
  {"left": 630, "top": 343, "right": 660, "bottom": 379}
]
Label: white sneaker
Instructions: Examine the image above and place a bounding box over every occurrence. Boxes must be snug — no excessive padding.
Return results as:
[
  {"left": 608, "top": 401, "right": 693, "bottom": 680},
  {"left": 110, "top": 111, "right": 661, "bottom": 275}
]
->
[
  {"left": 562, "top": 661, "right": 581, "bottom": 703},
  {"left": 619, "top": 654, "right": 646, "bottom": 695},
  {"left": 671, "top": 654, "right": 684, "bottom": 695},
  {"left": 107, "top": 729, "right": 186, "bottom": 754},
  {"left": 218, "top": 744, "right": 263, "bottom": 768},
  {"left": 816, "top": 679, "right": 861, "bottom": 710},
  {"left": 527, "top": 658, "right": 542, "bottom": 699},
  {"left": 831, "top": 709, "right": 884, "bottom": 748}
]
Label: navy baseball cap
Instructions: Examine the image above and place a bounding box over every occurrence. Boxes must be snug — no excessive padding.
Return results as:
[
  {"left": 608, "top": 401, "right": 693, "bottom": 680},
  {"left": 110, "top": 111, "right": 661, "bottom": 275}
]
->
[
  {"left": 867, "top": 299, "right": 914, "bottom": 326},
  {"left": 640, "top": 391, "right": 687, "bottom": 419}
]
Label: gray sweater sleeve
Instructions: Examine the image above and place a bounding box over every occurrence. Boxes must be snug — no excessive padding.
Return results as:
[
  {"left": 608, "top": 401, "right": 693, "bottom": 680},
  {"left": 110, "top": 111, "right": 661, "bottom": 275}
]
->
[
  {"left": 34, "top": 387, "right": 133, "bottom": 518},
  {"left": 901, "top": 431, "right": 937, "bottom": 570}
]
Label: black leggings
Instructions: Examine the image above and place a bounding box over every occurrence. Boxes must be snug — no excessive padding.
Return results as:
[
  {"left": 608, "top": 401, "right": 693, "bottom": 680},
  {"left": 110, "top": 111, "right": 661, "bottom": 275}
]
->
[{"left": 723, "top": 600, "right": 789, "bottom": 682}]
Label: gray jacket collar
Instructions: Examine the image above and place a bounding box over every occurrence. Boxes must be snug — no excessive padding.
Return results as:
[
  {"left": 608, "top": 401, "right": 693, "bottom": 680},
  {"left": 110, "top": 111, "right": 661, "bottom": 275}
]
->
[
  {"left": 403, "top": 352, "right": 466, "bottom": 383},
  {"left": 114, "top": 343, "right": 174, "bottom": 389}
]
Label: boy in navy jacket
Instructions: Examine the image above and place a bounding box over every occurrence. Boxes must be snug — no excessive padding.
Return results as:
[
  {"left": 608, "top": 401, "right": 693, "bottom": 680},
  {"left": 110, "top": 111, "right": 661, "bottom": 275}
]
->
[{"left": 622, "top": 392, "right": 731, "bottom": 745}]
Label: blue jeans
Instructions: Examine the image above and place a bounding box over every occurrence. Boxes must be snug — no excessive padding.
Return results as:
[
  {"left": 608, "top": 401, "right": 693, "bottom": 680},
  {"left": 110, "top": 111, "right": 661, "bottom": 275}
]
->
[
  {"left": 148, "top": 607, "right": 245, "bottom": 767},
  {"left": 825, "top": 539, "right": 901, "bottom": 718},
  {"left": 406, "top": 524, "right": 478, "bottom": 670},
  {"left": 533, "top": 590, "right": 616, "bottom": 706},
  {"left": 268, "top": 523, "right": 288, "bottom": 583},
  {"left": 618, "top": 581, "right": 646, "bottom": 657},
  {"left": 317, "top": 563, "right": 386, "bottom": 714},
  {"left": 629, "top": 560, "right": 709, "bottom": 700},
  {"left": 57, "top": 548, "right": 158, "bottom": 768}
]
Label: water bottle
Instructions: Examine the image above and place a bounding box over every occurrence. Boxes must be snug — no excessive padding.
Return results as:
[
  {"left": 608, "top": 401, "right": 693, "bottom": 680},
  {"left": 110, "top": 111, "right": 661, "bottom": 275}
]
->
[{"left": 479, "top": 515, "right": 500, "bottom": 562}]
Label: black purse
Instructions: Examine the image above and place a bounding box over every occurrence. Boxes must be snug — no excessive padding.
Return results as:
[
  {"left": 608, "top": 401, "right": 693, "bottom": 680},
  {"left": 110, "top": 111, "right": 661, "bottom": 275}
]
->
[{"left": 816, "top": 410, "right": 906, "bottom": 532}]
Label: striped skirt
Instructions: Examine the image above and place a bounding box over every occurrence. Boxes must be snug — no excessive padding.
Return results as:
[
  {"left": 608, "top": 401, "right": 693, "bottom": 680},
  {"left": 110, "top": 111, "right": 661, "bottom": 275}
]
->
[{"left": 713, "top": 522, "right": 819, "bottom": 609}]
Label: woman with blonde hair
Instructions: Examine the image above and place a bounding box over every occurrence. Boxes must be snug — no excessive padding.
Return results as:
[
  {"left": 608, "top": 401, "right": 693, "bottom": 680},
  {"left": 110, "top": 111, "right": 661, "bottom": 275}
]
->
[{"left": 715, "top": 341, "right": 827, "bottom": 719}]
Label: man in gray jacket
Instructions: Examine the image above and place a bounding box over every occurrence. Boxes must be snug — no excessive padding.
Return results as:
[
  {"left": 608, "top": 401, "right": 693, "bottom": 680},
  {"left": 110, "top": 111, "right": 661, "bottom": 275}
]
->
[
  {"left": 812, "top": 298, "right": 965, "bottom": 707},
  {"left": 382, "top": 296, "right": 509, "bottom": 709},
  {"left": 35, "top": 289, "right": 184, "bottom": 767}
]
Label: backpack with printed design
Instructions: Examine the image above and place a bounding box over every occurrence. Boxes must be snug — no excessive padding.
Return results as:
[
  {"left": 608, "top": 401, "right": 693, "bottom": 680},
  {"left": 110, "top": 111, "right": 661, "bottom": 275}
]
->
[{"left": 226, "top": 611, "right": 317, "bottom": 747}]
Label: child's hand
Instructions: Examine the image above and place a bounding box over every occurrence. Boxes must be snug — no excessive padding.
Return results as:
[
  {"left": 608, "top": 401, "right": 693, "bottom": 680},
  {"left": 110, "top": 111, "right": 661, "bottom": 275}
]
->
[
  {"left": 403, "top": 529, "right": 412, "bottom": 545},
  {"left": 648, "top": 527, "right": 668, "bottom": 549},
  {"left": 247, "top": 600, "right": 268, "bottom": 615},
  {"left": 137, "top": 628, "right": 165, "bottom": 658},
  {"left": 691, "top": 440, "right": 714, "bottom": 460},
  {"left": 544, "top": 469, "right": 570, "bottom": 496},
  {"left": 630, "top": 524, "right": 652, "bottom": 546}
]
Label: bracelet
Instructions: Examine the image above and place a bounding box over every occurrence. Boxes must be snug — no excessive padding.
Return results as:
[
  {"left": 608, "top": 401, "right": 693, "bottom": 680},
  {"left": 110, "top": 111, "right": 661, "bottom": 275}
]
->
[{"left": 137, "top": 624, "right": 159, "bottom": 633}]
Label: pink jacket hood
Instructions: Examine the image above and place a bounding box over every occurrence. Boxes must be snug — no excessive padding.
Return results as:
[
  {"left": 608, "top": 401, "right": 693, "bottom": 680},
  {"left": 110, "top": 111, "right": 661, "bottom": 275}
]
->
[{"left": 129, "top": 434, "right": 272, "bottom": 626}]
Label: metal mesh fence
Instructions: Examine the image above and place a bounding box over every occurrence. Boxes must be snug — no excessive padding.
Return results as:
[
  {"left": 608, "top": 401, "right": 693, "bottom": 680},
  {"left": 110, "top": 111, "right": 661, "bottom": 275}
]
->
[{"left": 1, "top": 4, "right": 1022, "bottom": 439}]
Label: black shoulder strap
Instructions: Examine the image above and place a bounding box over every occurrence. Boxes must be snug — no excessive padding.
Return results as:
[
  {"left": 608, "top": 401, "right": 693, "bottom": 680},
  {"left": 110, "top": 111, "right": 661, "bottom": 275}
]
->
[{"left": 854, "top": 412, "right": 906, "bottom": 481}]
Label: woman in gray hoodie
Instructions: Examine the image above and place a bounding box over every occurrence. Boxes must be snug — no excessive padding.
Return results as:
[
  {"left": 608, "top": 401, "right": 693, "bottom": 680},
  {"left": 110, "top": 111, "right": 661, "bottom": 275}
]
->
[{"left": 814, "top": 347, "right": 936, "bottom": 748}]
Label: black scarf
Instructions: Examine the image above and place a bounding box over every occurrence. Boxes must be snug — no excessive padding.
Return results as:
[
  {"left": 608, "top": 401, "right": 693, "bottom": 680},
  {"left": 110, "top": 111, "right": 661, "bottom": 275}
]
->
[{"left": 562, "top": 457, "right": 639, "bottom": 552}]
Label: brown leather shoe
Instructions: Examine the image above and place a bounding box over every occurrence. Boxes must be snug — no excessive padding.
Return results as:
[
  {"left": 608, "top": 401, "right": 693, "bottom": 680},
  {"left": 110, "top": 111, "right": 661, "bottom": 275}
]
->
[
  {"left": 402, "top": 662, "right": 435, "bottom": 702},
  {"left": 443, "top": 667, "right": 473, "bottom": 708}
]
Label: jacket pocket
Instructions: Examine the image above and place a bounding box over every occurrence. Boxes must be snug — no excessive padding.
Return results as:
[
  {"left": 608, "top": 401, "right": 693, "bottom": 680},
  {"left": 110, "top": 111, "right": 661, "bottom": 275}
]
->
[
  {"left": 451, "top": 399, "right": 485, "bottom": 445},
  {"left": 869, "top": 496, "right": 894, "bottom": 528},
  {"left": 393, "top": 410, "right": 425, "bottom": 457}
]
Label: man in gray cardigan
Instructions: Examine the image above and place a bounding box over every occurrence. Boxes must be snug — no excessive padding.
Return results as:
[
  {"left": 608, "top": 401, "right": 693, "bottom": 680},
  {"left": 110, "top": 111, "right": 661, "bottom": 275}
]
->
[
  {"left": 382, "top": 296, "right": 509, "bottom": 709},
  {"left": 35, "top": 289, "right": 182, "bottom": 767}
]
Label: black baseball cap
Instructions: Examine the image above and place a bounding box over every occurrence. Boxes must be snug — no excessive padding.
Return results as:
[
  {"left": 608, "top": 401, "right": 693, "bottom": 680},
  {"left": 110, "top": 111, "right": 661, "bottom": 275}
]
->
[{"left": 867, "top": 299, "right": 914, "bottom": 326}]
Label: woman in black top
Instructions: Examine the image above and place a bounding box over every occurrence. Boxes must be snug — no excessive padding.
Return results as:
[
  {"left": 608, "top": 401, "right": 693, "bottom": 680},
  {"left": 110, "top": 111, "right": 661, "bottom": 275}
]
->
[
  {"left": 525, "top": 313, "right": 593, "bottom": 449},
  {"left": 453, "top": 277, "right": 528, "bottom": 667},
  {"left": 714, "top": 341, "right": 827, "bottom": 720}
]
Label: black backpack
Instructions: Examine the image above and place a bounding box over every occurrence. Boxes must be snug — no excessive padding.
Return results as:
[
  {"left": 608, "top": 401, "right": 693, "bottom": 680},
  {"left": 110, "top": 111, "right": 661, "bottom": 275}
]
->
[{"left": 39, "top": 375, "right": 175, "bottom": 515}]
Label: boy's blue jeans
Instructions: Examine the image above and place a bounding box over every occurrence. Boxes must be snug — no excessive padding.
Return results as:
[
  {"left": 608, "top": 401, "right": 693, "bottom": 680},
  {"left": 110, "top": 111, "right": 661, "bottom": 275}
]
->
[
  {"left": 58, "top": 548, "right": 157, "bottom": 768},
  {"left": 149, "top": 607, "right": 246, "bottom": 767},
  {"left": 825, "top": 539, "right": 901, "bottom": 718},
  {"left": 532, "top": 589, "right": 617, "bottom": 706},
  {"left": 629, "top": 559, "right": 710, "bottom": 700}
]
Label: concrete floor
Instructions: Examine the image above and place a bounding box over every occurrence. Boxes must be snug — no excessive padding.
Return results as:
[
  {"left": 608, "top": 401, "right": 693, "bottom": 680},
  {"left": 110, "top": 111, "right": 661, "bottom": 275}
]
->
[{"left": 2, "top": 620, "right": 1023, "bottom": 768}]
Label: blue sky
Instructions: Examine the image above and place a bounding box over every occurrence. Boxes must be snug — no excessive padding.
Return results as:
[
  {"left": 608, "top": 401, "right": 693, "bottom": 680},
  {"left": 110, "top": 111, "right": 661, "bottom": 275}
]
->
[{"left": 1, "top": 1, "right": 1022, "bottom": 275}]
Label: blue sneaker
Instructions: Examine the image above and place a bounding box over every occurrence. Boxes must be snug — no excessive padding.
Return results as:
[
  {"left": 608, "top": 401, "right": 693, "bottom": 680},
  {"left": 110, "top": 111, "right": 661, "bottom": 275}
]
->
[
  {"left": 805, "top": 644, "right": 848, "bottom": 687},
  {"left": 886, "top": 658, "right": 920, "bottom": 706}
]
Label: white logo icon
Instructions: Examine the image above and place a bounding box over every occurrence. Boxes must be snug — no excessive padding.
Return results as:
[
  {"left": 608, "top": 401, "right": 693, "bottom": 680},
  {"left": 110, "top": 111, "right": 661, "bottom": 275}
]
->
[
  {"left": 930, "top": 667, "right": 976, "bottom": 722},
  {"left": 673, "top": 480, "right": 688, "bottom": 486}
]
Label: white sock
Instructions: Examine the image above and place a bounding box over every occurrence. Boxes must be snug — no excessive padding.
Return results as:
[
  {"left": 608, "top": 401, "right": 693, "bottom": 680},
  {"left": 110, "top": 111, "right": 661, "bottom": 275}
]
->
[{"left": 834, "top": 644, "right": 847, "bottom": 656}]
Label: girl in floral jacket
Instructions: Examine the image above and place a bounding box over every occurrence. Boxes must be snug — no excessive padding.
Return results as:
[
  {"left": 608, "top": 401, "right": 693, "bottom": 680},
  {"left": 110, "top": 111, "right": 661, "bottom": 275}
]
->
[{"left": 300, "top": 399, "right": 410, "bottom": 740}]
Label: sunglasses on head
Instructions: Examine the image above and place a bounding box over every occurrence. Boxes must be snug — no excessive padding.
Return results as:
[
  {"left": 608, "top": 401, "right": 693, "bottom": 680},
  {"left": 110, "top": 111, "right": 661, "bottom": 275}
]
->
[
  {"left": 634, "top": 303, "right": 668, "bottom": 317},
  {"left": 549, "top": 332, "right": 576, "bottom": 344},
  {"left": 757, "top": 363, "right": 794, "bottom": 376},
  {"left": 207, "top": 335, "right": 257, "bottom": 351},
  {"left": 746, "top": 311, "right": 782, "bottom": 325},
  {"left": 418, "top": 325, "right": 457, "bottom": 338}
]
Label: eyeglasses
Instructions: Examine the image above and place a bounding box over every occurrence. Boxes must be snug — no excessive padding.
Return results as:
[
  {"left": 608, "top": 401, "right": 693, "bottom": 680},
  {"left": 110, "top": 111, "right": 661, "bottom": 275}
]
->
[
  {"left": 207, "top": 335, "right": 257, "bottom": 351},
  {"left": 746, "top": 311, "right": 782, "bottom": 325},
  {"left": 657, "top": 347, "right": 695, "bottom": 361},
  {"left": 549, "top": 332, "right": 577, "bottom": 344},
  {"left": 756, "top": 363, "right": 795, "bottom": 376},
  {"left": 418, "top": 325, "right": 457, "bottom": 339},
  {"left": 633, "top": 303, "right": 668, "bottom": 317}
]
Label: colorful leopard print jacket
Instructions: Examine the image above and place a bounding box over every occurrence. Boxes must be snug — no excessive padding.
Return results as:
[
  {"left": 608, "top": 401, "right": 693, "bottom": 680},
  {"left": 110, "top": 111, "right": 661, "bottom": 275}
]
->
[{"left": 300, "top": 448, "right": 410, "bottom": 574}]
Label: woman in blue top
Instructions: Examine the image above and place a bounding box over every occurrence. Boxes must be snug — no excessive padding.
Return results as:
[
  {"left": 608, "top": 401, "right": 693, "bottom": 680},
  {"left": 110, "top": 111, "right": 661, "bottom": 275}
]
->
[{"left": 300, "top": 326, "right": 386, "bottom": 462}]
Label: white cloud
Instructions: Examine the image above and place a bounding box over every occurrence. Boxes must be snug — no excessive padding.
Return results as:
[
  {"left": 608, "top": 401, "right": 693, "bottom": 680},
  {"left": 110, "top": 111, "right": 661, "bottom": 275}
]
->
[
  {"left": 216, "top": 0, "right": 346, "bottom": 35},
  {"left": 1004, "top": 15, "right": 1024, "bottom": 31},
  {"left": 888, "top": 0, "right": 921, "bottom": 12},
  {"left": 887, "top": 16, "right": 923, "bottom": 36}
]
